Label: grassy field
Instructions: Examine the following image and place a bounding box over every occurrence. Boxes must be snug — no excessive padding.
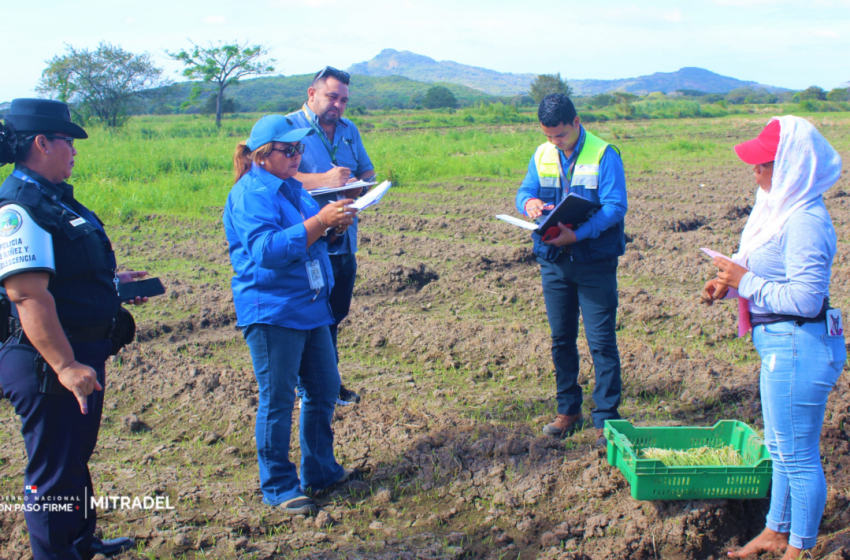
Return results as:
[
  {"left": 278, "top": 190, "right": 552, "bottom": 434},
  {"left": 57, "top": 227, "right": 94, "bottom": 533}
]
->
[
  {"left": 0, "top": 102, "right": 831, "bottom": 221},
  {"left": 1, "top": 109, "right": 850, "bottom": 559}
]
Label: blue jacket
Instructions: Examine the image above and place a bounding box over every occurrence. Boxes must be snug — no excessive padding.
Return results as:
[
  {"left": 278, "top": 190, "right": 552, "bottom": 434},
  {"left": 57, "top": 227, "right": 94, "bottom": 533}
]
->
[
  {"left": 287, "top": 105, "right": 374, "bottom": 255},
  {"left": 223, "top": 165, "right": 334, "bottom": 329},
  {"left": 516, "top": 127, "right": 628, "bottom": 263}
]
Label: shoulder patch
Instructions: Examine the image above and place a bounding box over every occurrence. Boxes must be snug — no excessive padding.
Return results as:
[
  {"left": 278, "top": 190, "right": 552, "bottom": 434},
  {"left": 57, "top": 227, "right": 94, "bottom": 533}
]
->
[
  {"left": 0, "top": 204, "right": 55, "bottom": 282},
  {"left": 0, "top": 207, "right": 23, "bottom": 237}
]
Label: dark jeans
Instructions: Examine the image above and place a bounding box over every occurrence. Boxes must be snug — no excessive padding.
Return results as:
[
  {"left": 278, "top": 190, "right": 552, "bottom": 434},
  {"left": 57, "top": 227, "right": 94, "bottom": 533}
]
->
[
  {"left": 539, "top": 254, "right": 622, "bottom": 428},
  {"left": 328, "top": 253, "right": 357, "bottom": 363},
  {"left": 243, "top": 323, "right": 343, "bottom": 504},
  {"left": 0, "top": 338, "right": 111, "bottom": 560}
]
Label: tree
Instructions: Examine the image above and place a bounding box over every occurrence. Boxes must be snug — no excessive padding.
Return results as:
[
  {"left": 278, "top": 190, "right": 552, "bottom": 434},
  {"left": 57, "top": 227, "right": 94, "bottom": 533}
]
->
[
  {"left": 37, "top": 42, "right": 169, "bottom": 128},
  {"left": 799, "top": 86, "right": 827, "bottom": 101},
  {"left": 827, "top": 88, "right": 849, "bottom": 102},
  {"left": 423, "top": 86, "right": 458, "bottom": 109},
  {"left": 529, "top": 73, "right": 573, "bottom": 104},
  {"left": 168, "top": 41, "right": 276, "bottom": 127},
  {"left": 590, "top": 93, "right": 615, "bottom": 108},
  {"left": 612, "top": 92, "right": 638, "bottom": 117}
]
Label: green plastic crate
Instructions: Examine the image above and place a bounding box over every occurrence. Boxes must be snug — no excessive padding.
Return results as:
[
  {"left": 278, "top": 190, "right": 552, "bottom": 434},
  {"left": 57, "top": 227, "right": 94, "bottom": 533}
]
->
[{"left": 604, "top": 420, "right": 772, "bottom": 501}]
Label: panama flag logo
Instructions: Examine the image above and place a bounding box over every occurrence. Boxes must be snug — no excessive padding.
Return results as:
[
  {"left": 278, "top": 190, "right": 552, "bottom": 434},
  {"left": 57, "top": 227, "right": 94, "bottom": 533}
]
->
[{"left": 25, "top": 485, "right": 37, "bottom": 494}]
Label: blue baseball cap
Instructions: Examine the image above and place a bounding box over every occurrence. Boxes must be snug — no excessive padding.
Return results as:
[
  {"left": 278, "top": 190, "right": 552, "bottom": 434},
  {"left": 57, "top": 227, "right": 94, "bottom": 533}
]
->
[{"left": 247, "top": 115, "right": 314, "bottom": 151}]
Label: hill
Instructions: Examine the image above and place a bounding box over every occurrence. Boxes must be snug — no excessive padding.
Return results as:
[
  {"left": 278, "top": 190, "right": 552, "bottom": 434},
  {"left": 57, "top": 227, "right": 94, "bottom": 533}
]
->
[
  {"left": 144, "top": 73, "right": 502, "bottom": 114},
  {"left": 347, "top": 49, "right": 535, "bottom": 96},
  {"left": 346, "top": 50, "right": 787, "bottom": 96},
  {"left": 571, "top": 67, "right": 788, "bottom": 95}
]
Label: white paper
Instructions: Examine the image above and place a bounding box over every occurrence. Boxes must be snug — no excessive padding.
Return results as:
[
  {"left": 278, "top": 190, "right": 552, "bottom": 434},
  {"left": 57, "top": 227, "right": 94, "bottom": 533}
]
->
[
  {"left": 495, "top": 214, "right": 539, "bottom": 231},
  {"left": 700, "top": 247, "right": 731, "bottom": 260},
  {"left": 308, "top": 179, "right": 377, "bottom": 196},
  {"left": 349, "top": 181, "right": 392, "bottom": 211}
]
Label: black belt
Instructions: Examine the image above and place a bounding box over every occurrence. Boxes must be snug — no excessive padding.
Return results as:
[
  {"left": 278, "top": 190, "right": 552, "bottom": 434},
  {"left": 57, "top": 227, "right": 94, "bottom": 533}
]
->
[
  {"left": 18, "top": 324, "right": 113, "bottom": 349},
  {"left": 64, "top": 323, "right": 114, "bottom": 343},
  {"left": 751, "top": 299, "right": 829, "bottom": 328}
]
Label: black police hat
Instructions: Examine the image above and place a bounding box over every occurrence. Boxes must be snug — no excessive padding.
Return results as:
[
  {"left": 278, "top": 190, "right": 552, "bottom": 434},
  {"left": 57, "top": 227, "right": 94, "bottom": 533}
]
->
[{"left": 3, "top": 99, "right": 88, "bottom": 139}]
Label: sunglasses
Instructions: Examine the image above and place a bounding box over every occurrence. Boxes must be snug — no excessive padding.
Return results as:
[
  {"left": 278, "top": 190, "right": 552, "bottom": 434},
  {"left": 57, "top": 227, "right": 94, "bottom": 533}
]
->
[
  {"left": 29, "top": 134, "right": 75, "bottom": 147},
  {"left": 312, "top": 66, "right": 350, "bottom": 86},
  {"left": 269, "top": 143, "right": 306, "bottom": 158}
]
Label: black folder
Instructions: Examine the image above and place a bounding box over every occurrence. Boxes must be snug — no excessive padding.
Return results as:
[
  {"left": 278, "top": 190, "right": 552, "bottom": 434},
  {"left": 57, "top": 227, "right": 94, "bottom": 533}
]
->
[{"left": 537, "top": 193, "right": 602, "bottom": 234}]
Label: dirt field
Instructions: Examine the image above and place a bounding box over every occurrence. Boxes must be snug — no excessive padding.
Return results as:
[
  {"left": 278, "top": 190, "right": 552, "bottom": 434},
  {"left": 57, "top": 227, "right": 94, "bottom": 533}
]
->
[{"left": 1, "top": 118, "right": 850, "bottom": 559}]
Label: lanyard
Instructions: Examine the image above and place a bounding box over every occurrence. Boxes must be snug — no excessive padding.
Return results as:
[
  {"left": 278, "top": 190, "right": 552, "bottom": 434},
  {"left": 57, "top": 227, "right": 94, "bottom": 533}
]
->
[
  {"left": 13, "top": 169, "right": 118, "bottom": 293},
  {"left": 302, "top": 106, "right": 338, "bottom": 164},
  {"left": 555, "top": 155, "right": 576, "bottom": 194},
  {"left": 12, "top": 169, "right": 106, "bottom": 234},
  {"left": 293, "top": 191, "right": 324, "bottom": 302}
]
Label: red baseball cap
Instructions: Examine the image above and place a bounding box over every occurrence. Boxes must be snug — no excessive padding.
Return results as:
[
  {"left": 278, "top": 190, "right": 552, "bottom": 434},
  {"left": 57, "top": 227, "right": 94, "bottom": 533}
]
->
[{"left": 734, "top": 119, "right": 780, "bottom": 165}]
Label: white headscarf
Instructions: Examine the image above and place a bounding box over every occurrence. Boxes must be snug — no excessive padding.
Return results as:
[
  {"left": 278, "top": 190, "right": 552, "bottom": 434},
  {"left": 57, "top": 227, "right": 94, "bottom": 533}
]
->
[{"left": 732, "top": 115, "right": 842, "bottom": 266}]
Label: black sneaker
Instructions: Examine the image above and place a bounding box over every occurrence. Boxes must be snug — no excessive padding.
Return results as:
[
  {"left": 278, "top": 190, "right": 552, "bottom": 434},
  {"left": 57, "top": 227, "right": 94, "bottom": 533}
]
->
[{"left": 337, "top": 385, "right": 361, "bottom": 406}]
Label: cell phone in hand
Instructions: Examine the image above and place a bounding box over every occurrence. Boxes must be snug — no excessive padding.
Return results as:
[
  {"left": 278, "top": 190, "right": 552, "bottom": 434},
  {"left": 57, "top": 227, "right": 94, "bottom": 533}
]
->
[{"left": 118, "top": 278, "right": 166, "bottom": 302}]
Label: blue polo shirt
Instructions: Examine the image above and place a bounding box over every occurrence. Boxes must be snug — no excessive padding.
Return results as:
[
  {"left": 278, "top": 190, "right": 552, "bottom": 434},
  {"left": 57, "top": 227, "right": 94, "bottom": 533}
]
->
[
  {"left": 515, "top": 126, "right": 627, "bottom": 242},
  {"left": 287, "top": 104, "right": 374, "bottom": 255},
  {"left": 223, "top": 164, "right": 334, "bottom": 329}
]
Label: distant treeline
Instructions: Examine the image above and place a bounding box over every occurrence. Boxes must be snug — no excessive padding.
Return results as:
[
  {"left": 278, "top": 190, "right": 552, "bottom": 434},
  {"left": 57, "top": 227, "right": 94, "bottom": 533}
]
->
[
  {"left": 138, "top": 73, "right": 536, "bottom": 115},
  {"left": 135, "top": 75, "right": 850, "bottom": 118}
]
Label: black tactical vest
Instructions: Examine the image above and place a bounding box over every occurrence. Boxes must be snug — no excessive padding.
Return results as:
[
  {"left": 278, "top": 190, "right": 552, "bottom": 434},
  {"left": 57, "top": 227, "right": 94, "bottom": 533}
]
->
[{"left": 0, "top": 165, "right": 119, "bottom": 329}]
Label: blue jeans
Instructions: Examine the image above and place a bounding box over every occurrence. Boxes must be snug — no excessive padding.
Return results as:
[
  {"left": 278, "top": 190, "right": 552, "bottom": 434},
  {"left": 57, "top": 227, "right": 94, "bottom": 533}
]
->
[
  {"left": 242, "top": 323, "right": 344, "bottom": 504},
  {"left": 0, "top": 338, "right": 110, "bottom": 560},
  {"left": 753, "top": 320, "right": 846, "bottom": 550},
  {"left": 539, "top": 254, "right": 622, "bottom": 428}
]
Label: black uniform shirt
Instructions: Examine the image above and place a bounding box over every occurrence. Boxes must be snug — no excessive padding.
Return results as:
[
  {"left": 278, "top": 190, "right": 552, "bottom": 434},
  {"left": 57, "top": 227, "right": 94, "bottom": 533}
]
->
[{"left": 0, "top": 165, "right": 119, "bottom": 329}]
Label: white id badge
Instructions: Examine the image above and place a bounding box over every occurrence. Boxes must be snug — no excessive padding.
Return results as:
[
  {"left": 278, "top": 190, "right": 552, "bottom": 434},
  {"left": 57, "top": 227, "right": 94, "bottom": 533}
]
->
[
  {"left": 826, "top": 308, "right": 843, "bottom": 336},
  {"left": 306, "top": 260, "right": 324, "bottom": 291}
]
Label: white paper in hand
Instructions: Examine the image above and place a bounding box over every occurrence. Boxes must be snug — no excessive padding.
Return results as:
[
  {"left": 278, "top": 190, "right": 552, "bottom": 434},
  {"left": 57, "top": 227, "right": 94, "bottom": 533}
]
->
[
  {"left": 495, "top": 215, "right": 539, "bottom": 231},
  {"left": 700, "top": 248, "right": 731, "bottom": 260},
  {"left": 350, "top": 181, "right": 392, "bottom": 211}
]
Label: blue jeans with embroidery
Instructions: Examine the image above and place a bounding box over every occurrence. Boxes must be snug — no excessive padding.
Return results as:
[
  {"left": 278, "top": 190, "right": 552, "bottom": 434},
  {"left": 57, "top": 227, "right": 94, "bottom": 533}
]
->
[
  {"left": 242, "top": 323, "right": 344, "bottom": 505},
  {"left": 753, "top": 320, "right": 846, "bottom": 550}
]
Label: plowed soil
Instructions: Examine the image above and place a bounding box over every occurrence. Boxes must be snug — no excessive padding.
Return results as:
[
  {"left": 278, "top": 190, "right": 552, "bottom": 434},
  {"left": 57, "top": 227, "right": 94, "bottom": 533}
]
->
[{"left": 2, "top": 117, "right": 850, "bottom": 559}]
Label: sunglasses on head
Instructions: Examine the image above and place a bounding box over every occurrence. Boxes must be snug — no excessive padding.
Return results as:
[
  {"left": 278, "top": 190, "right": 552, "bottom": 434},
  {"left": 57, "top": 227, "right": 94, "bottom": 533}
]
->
[
  {"left": 269, "top": 143, "right": 306, "bottom": 158},
  {"left": 312, "top": 66, "right": 350, "bottom": 86}
]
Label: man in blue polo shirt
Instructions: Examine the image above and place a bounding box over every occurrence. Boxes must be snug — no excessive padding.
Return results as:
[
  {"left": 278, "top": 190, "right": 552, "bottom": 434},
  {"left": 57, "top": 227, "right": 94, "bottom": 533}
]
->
[
  {"left": 288, "top": 66, "right": 375, "bottom": 406},
  {"left": 516, "top": 94, "right": 628, "bottom": 447}
]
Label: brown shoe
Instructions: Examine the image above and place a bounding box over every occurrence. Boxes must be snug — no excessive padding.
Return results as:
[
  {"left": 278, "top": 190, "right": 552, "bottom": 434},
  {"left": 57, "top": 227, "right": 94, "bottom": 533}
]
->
[
  {"left": 594, "top": 428, "right": 608, "bottom": 448},
  {"left": 542, "top": 413, "right": 585, "bottom": 438}
]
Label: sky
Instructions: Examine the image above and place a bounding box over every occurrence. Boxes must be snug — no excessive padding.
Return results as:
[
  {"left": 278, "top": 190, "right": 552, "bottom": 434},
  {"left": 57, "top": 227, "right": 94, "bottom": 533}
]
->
[{"left": 2, "top": 0, "right": 849, "bottom": 101}]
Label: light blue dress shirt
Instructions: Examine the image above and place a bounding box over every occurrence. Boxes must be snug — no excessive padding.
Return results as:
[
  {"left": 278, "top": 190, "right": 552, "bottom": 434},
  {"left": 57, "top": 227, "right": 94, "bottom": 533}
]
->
[
  {"left": 738, "top": 199, "right": 837, "bottom": 317},
  {"left": 223, "top": 164, "right": 334, "bottom": 329},
  {"left": 287, "top": 105, "right": 374, "bottom": 255},
  {"left": 515, "top": 126, "right": 628, "bottom": 242}
]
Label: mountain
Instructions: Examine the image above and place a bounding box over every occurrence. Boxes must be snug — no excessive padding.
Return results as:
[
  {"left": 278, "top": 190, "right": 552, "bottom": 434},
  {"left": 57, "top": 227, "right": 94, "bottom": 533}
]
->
[
  {"left": 570, "top": 67, "right": 788, "bottom": 95},
  {"left": 142, "top": 73, "right": 501, "bottom": 114},
  {"left": 347, "top": 50, "right": 787, "bottom": 96},
  {"left": 348, "top": 49, "right": 535, "bottom": 97}
]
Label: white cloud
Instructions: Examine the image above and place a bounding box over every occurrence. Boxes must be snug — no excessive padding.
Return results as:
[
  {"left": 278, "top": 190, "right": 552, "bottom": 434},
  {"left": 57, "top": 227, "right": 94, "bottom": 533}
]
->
[
  {"left": 812, "top": 29, "right": 840, "bottom": 38},
  {"left": 202, "top": 15, "right": 227, "bottom": 24},
  {"left": 664, "top": 8, "right": 683, "bottom": 22}
]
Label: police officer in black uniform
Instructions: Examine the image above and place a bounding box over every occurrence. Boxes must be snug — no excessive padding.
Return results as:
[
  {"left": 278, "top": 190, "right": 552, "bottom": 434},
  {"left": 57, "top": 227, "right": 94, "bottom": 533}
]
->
[{"left": 0, "top": 99, "right": 146, "bottom": 559}]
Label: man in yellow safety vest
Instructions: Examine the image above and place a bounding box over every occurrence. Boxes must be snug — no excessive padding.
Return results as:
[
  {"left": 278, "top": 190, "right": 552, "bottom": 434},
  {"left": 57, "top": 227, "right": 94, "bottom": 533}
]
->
[{"left": 515, "top": 93, "right": 629, "bottom": 447}]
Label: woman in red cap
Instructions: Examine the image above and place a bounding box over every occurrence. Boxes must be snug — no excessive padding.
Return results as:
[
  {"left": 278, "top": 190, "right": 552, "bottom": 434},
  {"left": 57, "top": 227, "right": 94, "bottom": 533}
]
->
[{"left": 701, "top": 117, "right": 845, "bottom": 559}]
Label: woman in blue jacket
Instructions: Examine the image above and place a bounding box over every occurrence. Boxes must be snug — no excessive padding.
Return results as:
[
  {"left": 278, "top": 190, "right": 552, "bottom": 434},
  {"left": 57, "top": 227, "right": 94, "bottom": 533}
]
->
[
  {"left": 224, "top": 115, "right": 358, "bottom": 514},
  {"left": 702, "top": 116, "right": 845, "bottom": 560}
]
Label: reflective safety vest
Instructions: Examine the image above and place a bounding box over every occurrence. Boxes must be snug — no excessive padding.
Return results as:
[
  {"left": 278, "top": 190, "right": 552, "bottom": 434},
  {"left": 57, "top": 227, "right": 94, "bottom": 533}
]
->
[
  {"left": 529, "top": 129, "right": 626, "bottom": 264},
  {"left": 533, "top": 130, "right": 619, "bottom": 190}
]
